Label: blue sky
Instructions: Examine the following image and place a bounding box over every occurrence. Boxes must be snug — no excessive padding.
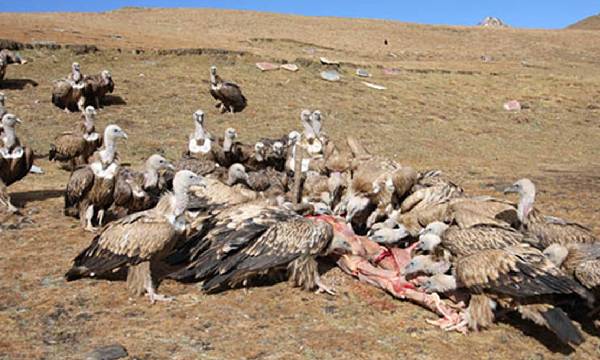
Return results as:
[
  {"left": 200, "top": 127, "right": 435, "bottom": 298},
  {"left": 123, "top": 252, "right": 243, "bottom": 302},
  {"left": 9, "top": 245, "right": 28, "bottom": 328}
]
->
[{"left": 0, "top": 1, "right": 597, "bottom": 29}]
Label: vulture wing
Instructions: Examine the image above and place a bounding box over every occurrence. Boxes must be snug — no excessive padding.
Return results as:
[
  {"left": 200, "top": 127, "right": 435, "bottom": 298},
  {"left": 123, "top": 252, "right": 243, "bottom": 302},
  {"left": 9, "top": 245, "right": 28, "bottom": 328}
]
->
[{"left": 64, "top": 166, "right": 95, "bottom": 216}]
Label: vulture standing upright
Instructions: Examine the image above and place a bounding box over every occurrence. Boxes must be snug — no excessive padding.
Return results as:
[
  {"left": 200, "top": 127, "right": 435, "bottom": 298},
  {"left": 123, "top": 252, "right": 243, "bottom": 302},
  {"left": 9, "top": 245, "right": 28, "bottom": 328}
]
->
[
  {"left": 212, "top": 128, "right": 252, "bottom": 168},
  {"left": 175, "top": 110, "right": 217, "bottom": 176},
  {"left": 112, "top": 154, "right": 174, "bottom": 216},
  {"left": 52, "top": 62, "right": 88, "bottom": 112},
  {"left": 65, "top": 170, "right": 206, "bottom": 303},
  {"left": 421, "top": 244, "right": 593, "bottom": 345},
  {"left": 67, "top": 62, "right": 83, "bottom": 85},
  {"left": 0, "top": 49, "right": 27, "bottom": 81},
  {"left": 0, "top": 114, "right": 34, "bottom": 213},
  {"left": 64, "top": 125, "right": 128, "bottom": 231},
  {"left": 504, "top": 178, "right": 597, "bottom": 248},
  {"left": 209, "top": 66, "right": 247, "bottom": 113},
  {"left": 49, "top": 106, "right": 102, "bottom": 170},
  {"left": 171, "top": 201, "right": 350, "bottom": 294},
  {"left": 84, "top": 70, "right": 114, "bottom": 109}
]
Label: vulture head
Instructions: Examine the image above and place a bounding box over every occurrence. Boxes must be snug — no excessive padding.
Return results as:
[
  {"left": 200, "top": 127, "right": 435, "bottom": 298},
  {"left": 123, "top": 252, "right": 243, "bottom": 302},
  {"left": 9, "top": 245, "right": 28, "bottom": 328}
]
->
[
  {"left": 368, "top": 225, "right": 411, "bottom": 244},
  {"left": 272, "top": 141, "right": 285, "bottom": 158},
  {"left": 288, "top": 131, "right": 301, "bottom": 145},
  {"left": 420, "top": 274, "right": 457, "bottom": 294},
  {"left": 345, "top": 194, "right": 371, "bottom": 223},
  {"left": 504, "top": 178, "right": 536, "bottom": 198},
  {"left": 301, "top": 110, "right": 315, "bottom": 139},
  {"left": 173, "top": 170, "right": 206, "bottom": 194},
  {"left": 254, "top": 142, "right": 266, "bottom": 161},
  {"left": 310, "top": 110, "right": 322, "bottom": 135},
  {"left": 84, "top": 106, "right": 97, "bottom": 117},
  {"left": 226, "top": 163, "right": 249, "bottom": 186},
  {"left": 193, "top": 109, "right": 205, "bottom": 125},
  {"left": 225, "top": 128, "right": 237, "bottom": 140},
  {"left": 210, "top": 65, "right": 218, "bottom": 84},
  {"left": 101, "top": 70, "right": 112, "bottom": 81},
  {"left": 210, "top": 65, "right": 217, "bottom": 76},
  {"left": 1, "top": 113, "right": 22, "bottom": 128},
  {"left": 404, "top": 255, "right": 450, "bottom": 276},
  {"left": 103, "top": 124, "right": 128, "bottom": 142},
  {"left": 416, "top": 221, "right": 449, "bottom": 251},
  {"left": 72, "top": 62, "right": 80, "bottom": 72},
  {"left": 146, "top": 154, "right": 175, "bottom": 172},
  {"left": 543, "top": 244, "right": 569, "bottom": 267}
]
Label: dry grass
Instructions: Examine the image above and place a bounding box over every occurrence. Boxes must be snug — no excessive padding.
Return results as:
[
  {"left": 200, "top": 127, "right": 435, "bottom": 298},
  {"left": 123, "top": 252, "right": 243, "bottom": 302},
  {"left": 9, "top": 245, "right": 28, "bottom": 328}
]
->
[{"left": 0, "top": 8, "right": 599, "bottom": 359}]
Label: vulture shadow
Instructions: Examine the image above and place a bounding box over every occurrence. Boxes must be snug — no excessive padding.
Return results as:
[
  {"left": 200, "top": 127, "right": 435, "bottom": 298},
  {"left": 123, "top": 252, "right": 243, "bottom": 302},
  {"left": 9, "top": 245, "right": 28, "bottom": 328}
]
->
[
  {"left": 101, "top": 95, "right": 127, "bottom": 107},
  {"left": 0, "top": 79, "right": 39, "bottom": 90},
  {"left": 11, "top": 189, "right": 63, "bottom": 207},
  {"left": 501, "top": 313, "right": 577, "bottom": 354}
]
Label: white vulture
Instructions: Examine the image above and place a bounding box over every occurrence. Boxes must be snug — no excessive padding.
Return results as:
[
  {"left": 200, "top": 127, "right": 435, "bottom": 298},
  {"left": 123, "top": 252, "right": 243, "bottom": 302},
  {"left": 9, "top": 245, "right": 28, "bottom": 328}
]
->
[
  {"left": 64, "top": 125, "right": 128, "bottom": 231},
  {"left": 65, "top": 170, "right": 206, "bottom": 303},
  {"left": 0, "top": 114, "right": 34, "bottom": 213},
  {"left": 49, "top": 106, "right": 102, "bottom": 170},
  {"left": 504, "top": 178, "right": 597, "bottom": 248},
  {"left": 209, "top": 65, "right": 247, "bottom": 113}
]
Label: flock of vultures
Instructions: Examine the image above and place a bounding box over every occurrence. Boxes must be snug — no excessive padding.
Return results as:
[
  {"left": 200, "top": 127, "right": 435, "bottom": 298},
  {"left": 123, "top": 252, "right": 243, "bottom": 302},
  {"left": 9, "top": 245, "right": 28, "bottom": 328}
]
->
[{"left": 1, "top": 48, "right": 599, "bottom": 348}]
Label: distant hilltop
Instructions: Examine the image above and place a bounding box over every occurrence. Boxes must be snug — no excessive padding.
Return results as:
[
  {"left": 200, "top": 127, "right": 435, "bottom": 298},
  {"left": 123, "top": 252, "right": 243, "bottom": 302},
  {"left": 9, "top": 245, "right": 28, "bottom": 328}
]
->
[
  {"left": 568, "top": 13, "right": 600, "bottom": 30},
  {"left": 478, "top": 16, "right": 509, "bottom": 28}
]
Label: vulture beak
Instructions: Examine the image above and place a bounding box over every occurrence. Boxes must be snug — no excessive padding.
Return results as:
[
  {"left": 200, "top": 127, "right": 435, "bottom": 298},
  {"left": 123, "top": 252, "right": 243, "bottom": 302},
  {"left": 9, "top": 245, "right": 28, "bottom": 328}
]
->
[
  {"left": 166, "top": 163, "right": 176, "bottom": 171},
  {"left": 503, "top": 184, "right": 518, "bottom": 194},
  {"left": 121, "top": 132, "right": 129, "bottom": 139},
  {"left": 328, "top": 233, "right": 353, "bottom": 256},
  {"left": 15, "top": 117, "right": 22, "bottom": 124}
]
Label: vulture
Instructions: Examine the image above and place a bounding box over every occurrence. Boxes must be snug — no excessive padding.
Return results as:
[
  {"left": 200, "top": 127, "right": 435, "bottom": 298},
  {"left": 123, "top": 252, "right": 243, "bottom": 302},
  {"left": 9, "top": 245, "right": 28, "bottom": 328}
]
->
[
  {"left": 83, "top": 70, "right": 114, "bottom": 109},
  {"left": 112, "top": 154, "right": 175, "bottom": 217},
  {"left": 209, "top": 66, "right": 247, "bottom": 113},
  {"left": 544, "top": 242, "right": 600, "bottom": 294},
  {"left": 504, "top": 178, "right": 597, "bottom": 248},
  {"left": 175, "top": 110, "right": 217, "bottom": 176},
  {"left": 65, "top": 170, "right": 205, "bottom": 303},
  {"left": 299, "top": 110, "right": 323, "bottom": 157},
  {"left": 400, "top": 170, "right": 464, "bottom": 214},
  {"left": 416, "top": 221, "right": 524, "bottom": 261},
  {"left": 64, "top": 125, "right": 128, "bottom": 231},
  {"left": 67, "top": 62, "right": 83, "bottom": 85},
  {"left": 212, "top": 128, "right": 252, "bottom": 168},
  {"left": 0, "top": 114, "right": 34, "bottom": 213},
  {"left": 301, "top": 171, "right": 346, "bottom": 210},
  {"left": 421, "top": 244, "right": 593, "bottom": 345},
  {"left": 0, "top": 49, "right": 26, "bottom": 81},
  {"left": 171, "top": 202, "right": 350, "bottom": 294},
  {"left": 49, "top": 106, "right": 102, "bottom": 170},
  {"left": 225, "top": 163, "right": 288, "bottom": 198},
  {"left": 51, "top": 78, "right": 88, "bottom": 113}
]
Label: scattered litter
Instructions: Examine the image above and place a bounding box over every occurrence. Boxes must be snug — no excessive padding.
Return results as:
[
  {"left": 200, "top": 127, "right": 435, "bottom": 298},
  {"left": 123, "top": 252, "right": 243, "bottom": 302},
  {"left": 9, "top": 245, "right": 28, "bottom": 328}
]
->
[
  {"left": 383, "top": 68, "right": 400, "bottom": 75},
  {"left": 320, "top": 57, "right": 340, "bottom": 66},
  {"left": 362, "top": 82, "right": 386, "bottom": 90},
  {"left": 355, "top": 69, "right": 370, "bottom": 77},
  {"left": 256, "top": 62, "right": 279, "bottom": 71},
  {"left": 280, "top": 64, "right": 299, "bottom": 72},
  {"left": 503, "top": 100, "right": 522, "bottom": 111},
  {"left": 388, "top": 52, "right": 398, "bottom": 58},
  {"left": 480, "top": 55, "right": 493, "bottom": 63},
  {"left": 320, "top": 70, "right": 341, "bottom": 82},
  {"left": 29, "top": 165, "right": 44, "bottom": 174},
  {"left": 138, "top": 73, "right": 145, "bottom": 77}
]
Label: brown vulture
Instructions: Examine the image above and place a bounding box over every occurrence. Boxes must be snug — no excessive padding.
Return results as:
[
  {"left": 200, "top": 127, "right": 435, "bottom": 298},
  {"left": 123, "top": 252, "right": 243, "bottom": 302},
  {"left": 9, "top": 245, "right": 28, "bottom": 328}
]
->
[
  {"left": 49, "top": 106, "right": 102, "bottom": 170},
  {"left": 64, "top": 125, "right": 127, "bottom": 231},
  {"left": 0, "top": 49, "right": 27, "bottom": 81},
  {"left": 65, "top": 170, "right": 205, "bottom": 303},
  {"left": 209, "top": 65, "right": 247, "bottom": 113},
  {"left": 420, "top": 244, "right": 593, "bottom": 345},
  {"left": 112, "top": 154, "right": 174, "bottom": 217},
  {"left": 175, "top": 110, "right": 217, "bottom": 177},
  {"left": 83, "top": 70, "right": 114, "bottom": 109},
  {"left": 544, "top": 242, "right": 600, "bottom": 294},
  {"left": 0, "top": 114, "right": 34, "bottom": 213},
  {"left": 504, "top": 178, "right": 597, "bottom": 248},
  {"left": 170, "top": 202, "right": 350, "bottom": 294}
]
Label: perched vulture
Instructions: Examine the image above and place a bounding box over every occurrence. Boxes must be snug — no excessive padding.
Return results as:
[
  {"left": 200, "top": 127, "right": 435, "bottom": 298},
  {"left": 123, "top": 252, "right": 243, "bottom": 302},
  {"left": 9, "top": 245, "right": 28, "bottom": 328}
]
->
[
  {"left": 416, "top": 221, "right": 524, "bottom": 261},
  {"left": 299, "top": 110, "right": 323, "bottom": 157},
  {"left": 544, "top": 242, "right": 600, "bottom": 293},
  {"left": 301, "top": 171, "right": 346, "bottom": 210},
  {"left": 400, "top": 170, "right": 463, "bottom": 214},
  {"left": 421, "top": 244, "right": 593, "bottom": 345},
  {"left": 49, "top": 106, "right": 102, "bottom": 170},
  {"left": 209, "top": 66, "right": 247, "bottom": 113},
  {"left": 65, "top": 170, "right": 205, "bottom": 303},
  {"left": 0, "top": 114, "right": 34, "bottom": 212},
  {"left": 64, "top": 125, "right": 128, "bottom": 231},
  {"left": 67, "top": 62, "right": 83, "bottom": 84},
  {"left": 175, "top": 110, "right": 217, "bottom": 176},
  {"left": 504, "top": 178, "right": 597, "bottom": 248},
  {"left": 112, "top": 154, "right": 174, "bottom": 217},
  {"left": 225, "top": 163, "right": 288, "bottom": 198},
  {"left": 171, "top": 202, "right": 349, "bottom": 294},
  {"left": 83, "top": 70, "right": 114, "bottom": 109},
  {"left": 51, "top": 79, "right": 89, "bottom": 113}
]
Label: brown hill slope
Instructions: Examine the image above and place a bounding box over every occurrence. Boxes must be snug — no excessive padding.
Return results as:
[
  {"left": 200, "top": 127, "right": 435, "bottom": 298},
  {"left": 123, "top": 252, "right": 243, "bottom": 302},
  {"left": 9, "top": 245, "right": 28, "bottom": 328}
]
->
[{"left": 568, "top": 13, "right": 600, "bottom": 30}]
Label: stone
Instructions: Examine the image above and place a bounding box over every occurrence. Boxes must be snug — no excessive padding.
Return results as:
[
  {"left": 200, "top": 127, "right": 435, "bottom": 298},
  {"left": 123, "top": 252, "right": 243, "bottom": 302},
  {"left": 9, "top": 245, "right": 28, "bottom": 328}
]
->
[
  {"left": 320, "top": 57, "right": 339, "bottom": 65},
  {"left": 256, "top": 62, "right": 279, "bottom": 71},
  {"left": 503, "top": 100, "right": 522, "bottom": 111},
  {"left": 362, "top": 81, "right": 386, "bottom": 90},
  {"left": 280, "top": 63, "right": 299, "bottom": 72},
  {"left": 355, "top": 68, "right": 370, "bottom": 77},
  {"left": 320, "top": 70, "right": 341, "bottom": 82},
  {"left": 84, "top": 344, "right": 128, "bottom": 360}
]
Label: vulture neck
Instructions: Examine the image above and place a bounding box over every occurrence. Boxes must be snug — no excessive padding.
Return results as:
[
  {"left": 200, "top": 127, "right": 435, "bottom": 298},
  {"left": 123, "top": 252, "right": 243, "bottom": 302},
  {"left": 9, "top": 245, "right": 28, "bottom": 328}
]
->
[
  {"left": 223, "top": 136, "right": 234, "bottom": 152},
  {"left": 303, "top": 121, "right": 315, "bottom": 140},
  {"left": 72, "top": 69, "right": 82, "bottom": 83},
  {"left": 143, "top": 165, "right": 159, "bottom": 189},
  {"left": 194, "top": 121, "right": 206, "bottom": 140},
  {"left": 100, "top": 137, "right": 118, "bottom": 165},
  {"left": 172, "top": 185, "right": 189, "bottom": 218},
  {"left": 1, "top": 125, "right": 17, "bottom": 150},
  {"left": 517, "top": 191, "right": 535, "bottom": 224},
  {"left": 255, "top": 151, "right": 264, "bottom": 162},
  {"left": 210, "top": 73, "right": 220, "bottom": 86},
  {"left": 83, "top": 116, "right": 95, "bottom": 134}
]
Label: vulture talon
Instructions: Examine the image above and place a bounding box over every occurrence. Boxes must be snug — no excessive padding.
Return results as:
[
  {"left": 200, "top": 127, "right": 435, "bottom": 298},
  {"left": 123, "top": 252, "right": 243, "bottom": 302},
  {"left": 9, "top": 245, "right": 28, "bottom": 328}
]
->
[{"left": 315, "top": 278, "right": 336, "bottom": 296}]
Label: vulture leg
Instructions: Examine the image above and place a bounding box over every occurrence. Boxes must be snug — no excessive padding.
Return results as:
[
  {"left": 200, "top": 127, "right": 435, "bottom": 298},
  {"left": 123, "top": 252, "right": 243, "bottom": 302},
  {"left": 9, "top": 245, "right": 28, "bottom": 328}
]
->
[
  {"left": 315, "top": 276, "right": 336, "bottom": 295},
  {"left": 0, "top": 182, "right": 18, "bottom": 213},
  {"left": 77, "top": 96, "right": 86, "bottom": 113},
  {"left": 144, "top": 271, "right": 173, "bottom": 304},
  {"left": 83, "top": 205, "right": 96, "bottom": 232},
  {"left": 214, "top": 101, "right": 222, "bottom": 109},
  {"left": 97, "top": 209, "right": 105, "bottom": 227},
  {"left": 94, "top": 96, "right": 101, "bottom": 110},
  {"left": 229, "top": 105, "right": 235, "bottom": 114}
]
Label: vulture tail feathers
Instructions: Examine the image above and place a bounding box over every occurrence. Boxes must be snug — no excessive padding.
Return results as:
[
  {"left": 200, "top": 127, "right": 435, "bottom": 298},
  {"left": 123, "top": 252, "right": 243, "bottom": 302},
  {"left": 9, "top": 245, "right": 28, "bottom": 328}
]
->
[
  {"left": 540, "top": 307, "right": 584, "bottom": 345},
  {"left": 64, "top": 266, "right": 87, "bottom": 281}
]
